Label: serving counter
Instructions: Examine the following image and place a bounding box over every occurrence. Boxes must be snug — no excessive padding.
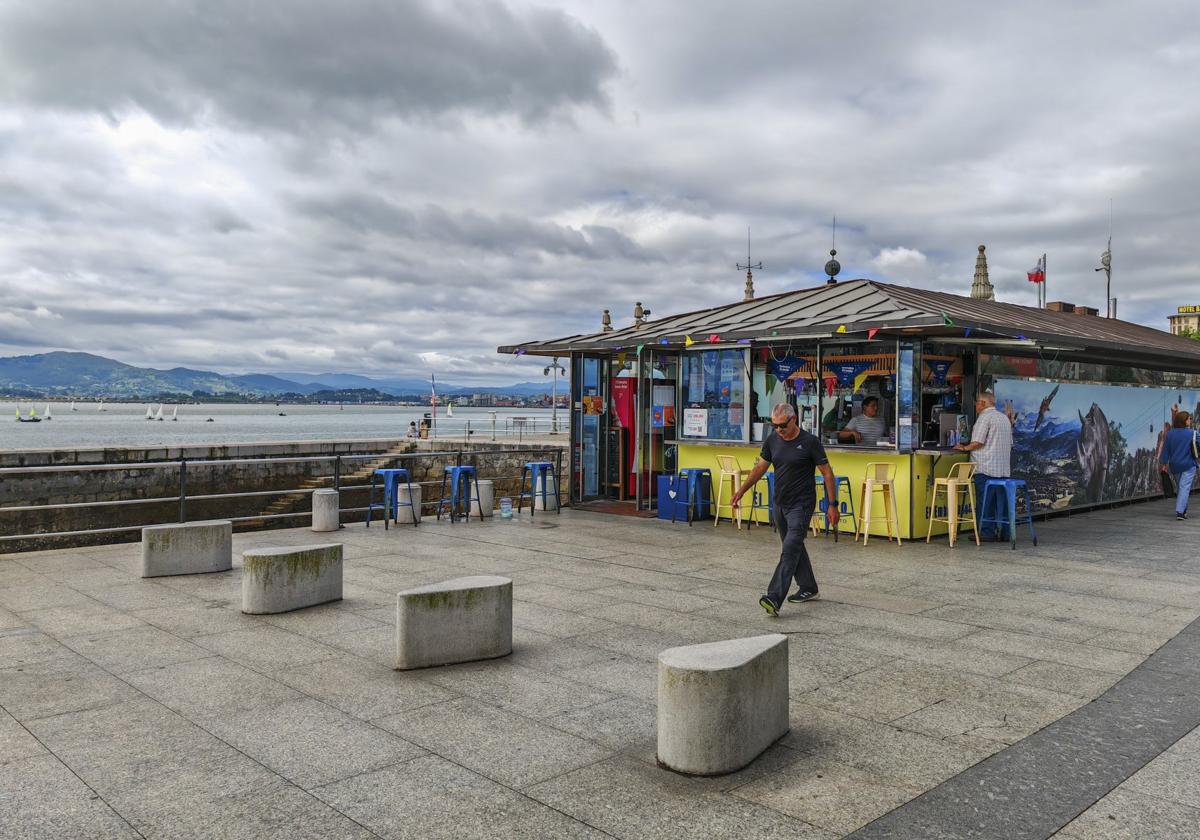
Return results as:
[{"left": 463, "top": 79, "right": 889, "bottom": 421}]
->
[{"left": 675, "top": 442, "right": 970, "bottom": 540}]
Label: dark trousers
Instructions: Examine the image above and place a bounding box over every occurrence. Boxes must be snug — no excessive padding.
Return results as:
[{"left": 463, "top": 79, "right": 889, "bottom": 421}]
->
[
  {"left": 767, "top": 503, "right": 817, "bottom": 607},
  {"left": 973, "top": 472, "right": 1009, "bottom": 540}
]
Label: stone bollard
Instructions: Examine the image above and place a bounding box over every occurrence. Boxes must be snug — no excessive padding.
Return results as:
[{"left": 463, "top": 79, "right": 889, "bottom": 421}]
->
[
  {"left": 242, "top": 544, "right": 343, "bottom": 614},
  {"left": 657, "top": 634, "right": 789, "bottom": 776},
  {"left": 312, "top": 489, "right": 339, "bottom": 532},
  {"left": 474, "top": 480, "right": 494, "bottom": 518},
  {"left": 396, "top": 484, "right": 422, "bottom": 524},
  {"left": 141, "top": 520, "right": 233, "bottom": 578},
  {"left": 534, "top": 473, "right": 558, "bottom": 511},
  {"left": 395, "top": 576, "right": 513, "bottom": 670}
]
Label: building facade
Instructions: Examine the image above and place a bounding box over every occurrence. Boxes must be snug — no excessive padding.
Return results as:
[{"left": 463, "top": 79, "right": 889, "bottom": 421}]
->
[{"left": 1169, "top": 305, "right": 1200, "bottom": 336}]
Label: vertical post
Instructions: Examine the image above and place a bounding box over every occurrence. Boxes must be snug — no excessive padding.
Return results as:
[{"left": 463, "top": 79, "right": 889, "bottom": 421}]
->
[
  {"left": 465, "top": 419, "right": 470, "bottom": 443},
  {"left": 555, "top": 448, "right": 563, "bottom": 508},
  {"left": 334, "top": 455, "right": 341, "bottom": 491},
  {"left": 178, "top": 459, "right": 187, "bottom": 523}
]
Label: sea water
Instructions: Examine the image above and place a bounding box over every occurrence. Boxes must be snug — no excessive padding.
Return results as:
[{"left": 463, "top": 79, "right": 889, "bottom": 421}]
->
[{"left": 1, "top": 402, "right": 556, "bottom": 451}]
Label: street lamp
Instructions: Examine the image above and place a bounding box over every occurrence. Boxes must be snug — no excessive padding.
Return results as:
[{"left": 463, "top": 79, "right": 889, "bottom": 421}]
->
[{"left": 543, "top": 357, "right": 565, "bottom": 434}]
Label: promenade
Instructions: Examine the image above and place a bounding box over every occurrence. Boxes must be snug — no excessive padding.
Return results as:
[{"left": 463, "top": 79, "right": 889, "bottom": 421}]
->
[{"left": 2, "top": 503, "right": 1198, "bottom": 838}]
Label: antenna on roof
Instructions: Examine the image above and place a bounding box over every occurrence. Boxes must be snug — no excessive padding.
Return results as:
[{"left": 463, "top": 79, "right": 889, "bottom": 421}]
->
[
  {"left": 824, "top": 216, "right": 841, "bottom": 285},
  {"left": 736, "top": 226, "right": 762, "bottom": 301}
]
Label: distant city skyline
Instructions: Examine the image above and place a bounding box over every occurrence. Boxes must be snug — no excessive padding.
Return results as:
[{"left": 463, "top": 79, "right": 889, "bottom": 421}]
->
[{"left": 2, "top": 1, "right": 1197, "bottom": 382}]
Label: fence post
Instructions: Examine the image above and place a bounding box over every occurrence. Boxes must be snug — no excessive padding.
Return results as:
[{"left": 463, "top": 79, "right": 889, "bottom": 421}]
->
[
  {"left": 334, "top": 455, "right": 341, "bottom": 491},
  {"left": 465, "top": 419, "right": 470, "bottom": 444},
  {"left": 178, "top": 459, "right": 187, "bottom": 523},
  {"left": 555, "top": 449, "right": 562, "bottom": 508}
]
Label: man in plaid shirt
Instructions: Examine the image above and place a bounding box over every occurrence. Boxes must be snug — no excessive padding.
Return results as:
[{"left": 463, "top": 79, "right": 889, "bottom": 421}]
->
[{"left": 954, "top": 392, "right": 1013, "bottom": 539}]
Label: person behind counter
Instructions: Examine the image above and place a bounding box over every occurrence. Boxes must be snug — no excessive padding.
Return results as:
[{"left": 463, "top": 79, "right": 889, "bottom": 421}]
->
[
  {"left": 953, "top": 392, "right": 1012, "bottom": 539},
  {"left": 838, "top": 396, "right": 888, "bottom": 444}
]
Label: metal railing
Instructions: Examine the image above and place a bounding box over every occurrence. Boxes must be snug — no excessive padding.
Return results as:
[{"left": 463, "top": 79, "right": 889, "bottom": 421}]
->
[
  {"left": 422, "top": 415, "right": 564, "bottom": 442},
  {"left": 0, "top": 447, "right": 564, "bottom": 549}
]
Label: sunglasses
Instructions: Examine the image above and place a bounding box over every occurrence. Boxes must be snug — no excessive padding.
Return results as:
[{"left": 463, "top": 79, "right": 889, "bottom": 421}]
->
[{"left": 771, "top": 419, "right": 794, "bottom": 429}]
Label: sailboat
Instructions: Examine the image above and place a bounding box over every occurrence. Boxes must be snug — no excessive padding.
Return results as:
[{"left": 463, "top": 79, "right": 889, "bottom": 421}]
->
[
  {"left": 154, "top": 404, "right": 164, "bottom": 421},
  {"left": 43, "top": 404, "right": 52, "bottom": 420},
  {"left": 70, "top": 401, "right": 77, "bottom": 412},
  {"left": 98, "top": 400, "right": 107, "bottom": 412},
  {"left": 145, "top": 404, "right": 154, "bottom": 420},
  {"left": 171, "top": 405, "right": 178, "bottom": 421},
  {"left": 446, "top": 400, "right": 454, "bottom": 418},
  {"left": 16, "top": 406, "right": 41, "bottom": 423}
]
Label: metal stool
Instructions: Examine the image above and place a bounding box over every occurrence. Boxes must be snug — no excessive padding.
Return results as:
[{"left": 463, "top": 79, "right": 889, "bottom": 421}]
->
[
  {"left": 517, "top": 461, "right": 560, "bottom": 517},
  {"left": 367, "top": 468, "right": 418, "bottom": 529},
  {"left": 748, "top": 471, "right": 775, "bottom": 530},
  {"left": 858, "top": 462, "right": 902, "bottom": 545},
  {"left": 980, "top": 478, "right": 1037, "bottom": 550},
  {"left": 926, "top": 462, "right": 978, "bottom": 547},
  {"left": 675, "top": 467, "right": 712, "bottom": 525},
  {"left": 437, "top": 465, "right": 483, "bottom": 523},
  {"left": 811, "top": 475, "right": 859, "bottom": 539},
  {"left": 713, "top": 455, "right": 749, "bottom": 529}
]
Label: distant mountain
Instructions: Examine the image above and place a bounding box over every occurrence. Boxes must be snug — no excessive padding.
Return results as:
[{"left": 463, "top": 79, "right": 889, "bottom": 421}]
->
[{"left": 0, "top": 352, "right": 560, "bottom": 399}]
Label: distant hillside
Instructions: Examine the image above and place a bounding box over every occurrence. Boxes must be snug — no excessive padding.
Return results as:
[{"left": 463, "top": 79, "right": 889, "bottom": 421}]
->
[{"left": 0, "top": 352, "right": 560, "bottom": 399}]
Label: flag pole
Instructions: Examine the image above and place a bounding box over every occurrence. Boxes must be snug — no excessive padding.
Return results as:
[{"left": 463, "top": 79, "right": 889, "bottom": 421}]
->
[{"left": 1042, "top": 253, "right": 1047, "bottom": 308}]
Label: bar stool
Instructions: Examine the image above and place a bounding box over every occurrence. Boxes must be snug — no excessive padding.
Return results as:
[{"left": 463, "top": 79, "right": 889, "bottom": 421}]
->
[
  {"left": 517, "top": 461, "right": 560, "bottom": 517},
  {"left": 858, "top": 462, "right": 901, "bottom": 546},
  {"left": 677, "top": 467, "right": 712, "bottom": 525},
  {"left": 713, "top": 455, "right": 748, "bottom": 529},
  {"left": 926, "top": 462, "right": 978, "bottom": 547},
  {"left": 980, "top": 478, "right": 1038, "bottom": 550},
  {"left": 367, "top": 468, "right": 418, "bottom": 530},
  {"left": 663, "top": 473, "right": 692, "bottom": 524},
  {"left": 811, "top": 474, "right": 859, "bottom": 539},
  {"left": 748, "top": 471, "right": 775, "bottom": 530},
  {"left": 436, "top": 465, "right": 483, "bottom": 523}
]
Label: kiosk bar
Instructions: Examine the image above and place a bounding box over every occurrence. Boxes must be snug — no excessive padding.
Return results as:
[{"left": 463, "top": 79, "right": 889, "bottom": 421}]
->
[{"left": 500, "top": 280, "right": 1200, "bottom": 539}]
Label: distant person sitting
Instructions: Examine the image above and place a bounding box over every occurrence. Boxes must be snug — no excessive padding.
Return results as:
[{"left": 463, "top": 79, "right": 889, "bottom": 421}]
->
[
  {"left": 838, "top": 396, "right": 887, "bottom": 444},
  {"left": 406, "top": 421, "right": 419, "bottom": 439}
]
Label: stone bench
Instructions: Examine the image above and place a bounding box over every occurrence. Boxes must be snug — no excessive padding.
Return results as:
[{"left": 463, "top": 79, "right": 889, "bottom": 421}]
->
[
  {"left": 657, "top": 633, "right": 789, "bottom": 776},
  {"left": 241, "top": 543, "right": 343, "bottom": 614},
  {"left": 395, "top": 576, "right": 512, "bottom": 670},
  {"left": 141, "top": 520, "right": 232, "bottom": 578}
]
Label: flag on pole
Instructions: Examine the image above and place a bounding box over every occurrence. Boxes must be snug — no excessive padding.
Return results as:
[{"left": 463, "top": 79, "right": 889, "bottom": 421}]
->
[{"left": 1026, "top": 256, "right": 1045, "bottom": 284}]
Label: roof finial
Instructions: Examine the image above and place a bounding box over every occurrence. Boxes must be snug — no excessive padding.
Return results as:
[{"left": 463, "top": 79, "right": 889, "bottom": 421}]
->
[
  {"left": 737, "top": 226, "right": 763, "bottom": 301},
  {"left": 824, "top": 216, "right": 840, "bottom": 285},
  {"left": 970, "top": 244, "right": 995, "bottom": 301},
  {"left": 601, "top": 309, "right": 612, "bottom": 332},
  {"left": 633, "top": 301, "right": 651, "bottom": 328}
]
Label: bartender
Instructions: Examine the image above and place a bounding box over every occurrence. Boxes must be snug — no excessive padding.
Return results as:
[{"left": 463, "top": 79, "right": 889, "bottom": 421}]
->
[{"left": 838, "top": 396, "right": 888, "bottom": 444}]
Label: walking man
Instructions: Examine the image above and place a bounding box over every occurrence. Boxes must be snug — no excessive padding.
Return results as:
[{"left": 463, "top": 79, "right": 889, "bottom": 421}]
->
[{"left": 731, "top": 403, "right": 839, "bottom": 616}]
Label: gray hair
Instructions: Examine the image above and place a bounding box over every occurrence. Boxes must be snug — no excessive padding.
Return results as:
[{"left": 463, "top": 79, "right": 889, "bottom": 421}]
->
[
  {"left": 978, "top": 392, "right": 996, "bottom": 407},
  {"left": 771, "top": 402, "right": 796, "bottom": 419}
]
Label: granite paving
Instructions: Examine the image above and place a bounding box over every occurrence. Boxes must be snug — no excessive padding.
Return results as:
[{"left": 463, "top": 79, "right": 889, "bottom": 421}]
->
[{"left": 2, "top": 499, "right": 1200, "bottom": 838}]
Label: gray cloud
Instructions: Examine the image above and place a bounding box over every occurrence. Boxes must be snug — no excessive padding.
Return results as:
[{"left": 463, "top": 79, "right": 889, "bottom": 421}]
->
[{"left": 0, "top": 0, "right": 1197, "bottom": 385}]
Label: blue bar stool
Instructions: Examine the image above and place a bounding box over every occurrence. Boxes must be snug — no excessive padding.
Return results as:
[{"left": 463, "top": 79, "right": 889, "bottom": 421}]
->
[
  {"left": 678, "top": 467, "right": 713, "bottom": 525},
  {"left": 663, "top": 473, "right": 693, "bottom": 524},
  {"left": 748, "top": 471, "right": 775, "bottom": 530},
  {"left": 367, "top": 468, "right": 418, "bottom": 529},
  {"left": 437, "top": 465, "right": 483, "bottom": 523},
  {"left": 517, "top": 461, "right": 560, "bottom": 517},
  {"left": 811, "top": 474, "right": 858, "bottom": 538},
  {"left": 979, "top": 478, "right": 1037, "bottom": 550}
]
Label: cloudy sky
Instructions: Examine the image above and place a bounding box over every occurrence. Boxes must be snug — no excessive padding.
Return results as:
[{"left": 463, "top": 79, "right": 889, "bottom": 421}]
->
[{"left": 1, "top": 1, "right": 1197, "bottom": 384}]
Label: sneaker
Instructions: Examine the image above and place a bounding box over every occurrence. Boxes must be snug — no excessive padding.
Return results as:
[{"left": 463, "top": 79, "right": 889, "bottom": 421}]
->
[
  {"left": 787, "top": 590, "right": 821, "bottom": 604},
  {"left": 1179, "top": 514, "right": 1187, "bottom": 521},
  {"left": 758, "top": 596, "right": 779, "bottom": 617}
]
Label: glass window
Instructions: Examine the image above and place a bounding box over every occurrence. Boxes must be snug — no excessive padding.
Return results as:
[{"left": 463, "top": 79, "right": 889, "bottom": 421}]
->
[
  {"left": 751, "top": 347, "right": 820, "bottom": 440},
  {"left": 680, "top": 348, "right": 749, "bottom": 442},
  {"left": 819, "top": 342, "right": 897, "bottom": 447}
]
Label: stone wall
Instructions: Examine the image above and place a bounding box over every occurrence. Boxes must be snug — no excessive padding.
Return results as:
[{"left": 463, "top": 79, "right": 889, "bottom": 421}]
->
[{"left": 0, "top": 438, "right": 567, "bottom": 553}]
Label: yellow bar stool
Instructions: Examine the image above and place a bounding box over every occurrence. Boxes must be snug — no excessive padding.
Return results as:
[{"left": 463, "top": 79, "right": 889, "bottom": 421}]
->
[
  {"left": 926, "top": 461, "right": 980, "bottom": 547},
  {"left": 713, "top": 455, "right": 747, "bottom": 529},
  {"left": 858, "top": 462, "right": 902, "bottom": 546}
]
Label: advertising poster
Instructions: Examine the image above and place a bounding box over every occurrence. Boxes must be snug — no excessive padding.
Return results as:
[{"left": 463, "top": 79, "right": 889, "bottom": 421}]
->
[
  {"left": 683, "top": 408, "right": 708, "bottom": 437},
  {"left": 996, "top": 377, "right": 1200, "bottom": 511}
]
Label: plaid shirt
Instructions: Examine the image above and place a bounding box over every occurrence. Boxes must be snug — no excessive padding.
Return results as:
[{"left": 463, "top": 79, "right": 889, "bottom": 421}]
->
[{"left": 970, "top": 406, "right": 1012, "bottom": 477}]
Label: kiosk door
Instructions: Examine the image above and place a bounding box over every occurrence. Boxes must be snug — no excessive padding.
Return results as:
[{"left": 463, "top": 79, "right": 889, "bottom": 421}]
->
[{"left": 571, "top": 355, "right": 609, "bottom": 503}]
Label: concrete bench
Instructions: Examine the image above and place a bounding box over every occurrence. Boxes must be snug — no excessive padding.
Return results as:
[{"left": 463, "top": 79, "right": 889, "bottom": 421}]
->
[
  {"left": 241, "top": 543, "right": 343, "bottom": 614},
  {"left": 141, "top": 520, "right": 232, "bottom": 578},
  {"left": 657, "top": 633, "right": 789, "bottom": 776},
  {"left": 395, "top": 576, "right": 512, "bottom": 670}
]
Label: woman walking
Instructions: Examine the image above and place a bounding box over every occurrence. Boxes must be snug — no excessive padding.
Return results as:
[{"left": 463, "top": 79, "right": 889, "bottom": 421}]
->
[{"left": 1159, "top": 410, "right": 1199, "bottom": 521}]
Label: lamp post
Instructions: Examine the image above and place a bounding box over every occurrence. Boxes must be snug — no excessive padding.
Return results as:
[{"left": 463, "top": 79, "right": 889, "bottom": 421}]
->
[{"left": 544, "top": 357, "right": 565, "bottom": 434}]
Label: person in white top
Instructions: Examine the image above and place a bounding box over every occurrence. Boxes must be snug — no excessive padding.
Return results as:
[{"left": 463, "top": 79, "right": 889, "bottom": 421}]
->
[{"left": 954, "top": 392, "right": 1013, "bottom": 539}]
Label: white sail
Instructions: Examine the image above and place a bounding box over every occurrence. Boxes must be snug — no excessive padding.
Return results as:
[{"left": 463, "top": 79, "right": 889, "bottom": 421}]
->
[
  {"left": 154, "top": 405, "right": 164, "bottom": 421},
  {"left": 98, "top": 400, "right": 106, "bottom": 411},
  {"left": 44, "top": 404, "right": 52, "bottom": 420},
  {"left": 145, "top": 404, "right": 154, "bottom": 420},
  {"left": 70, "top": 401, "right": 76, "bottom": 411},
  {"left": 171, "top": 405, "right": 178, "bottom": 421},
  {"left": 446, "top": 402, "right": 454, "bottom": 417}
]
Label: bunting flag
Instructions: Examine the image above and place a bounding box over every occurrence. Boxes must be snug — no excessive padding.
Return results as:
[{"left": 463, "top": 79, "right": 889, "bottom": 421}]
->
[
  {"left": 617, "top": 352, "right": 627, "bottom": 364},
  {"left": 941, "top": 312, "right": 954, "bottom": 327},
  {"left": 684, "top": 335, "right": 695, "bottom": 347},
  {"left": 867, "top": 328, "right": 879, "bottom": 340},
  {"left": 635, "top": 344, "right": 644, "bottom": 355},
  {"left": 828, "top": 359, "right": 877, "bottom": 387},
  {"left": 925, "top": 359, "right": 952, "bottom": 386},
  {"left": 737, "top": 338, "right": 751, "bottom": 344},
  {"left": 1016, "top": 334, "right": 1026, "bottom": 341},
  {"left": 768, "top": 356, "right": 806, "bottom": 380},
  {"left": 515, "top": 348, "right": 526, "bottom": 356},
  {"left": 659, "top": 338, "right": 669, "bottom": 345},
  {"left": 964, "top": 328, "right": 972, "bottom": 338},
  {"left": 835, "top": 325, "right": 847, "bottom": 334},
  {"left": 824, "top": 376, "right": 837, "bottom": 397},
  {"left": 707, "top": 334, "right": 720, "bottom": 343},
  {"left": 770, "top": 330, "right": 779, "bottom": 336},
  {"left": 758, "top": 348, "right": 770, "bottom": 364},
  {"left": 853, "top": 371, "right": 870, "bottom": 393},
  {"left": 795, "top": 376, "right": 806, "bottom": 394}
]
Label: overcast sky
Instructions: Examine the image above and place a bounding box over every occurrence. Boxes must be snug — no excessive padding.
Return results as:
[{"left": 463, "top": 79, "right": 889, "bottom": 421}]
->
[{"left": 2, "top": 1, "right": 1197, "bottom": 384}]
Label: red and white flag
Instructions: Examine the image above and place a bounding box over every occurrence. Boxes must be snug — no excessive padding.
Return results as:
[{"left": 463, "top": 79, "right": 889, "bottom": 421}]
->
[{"left": 1027, "top": 255, "right": 1045, "bottom": 284}]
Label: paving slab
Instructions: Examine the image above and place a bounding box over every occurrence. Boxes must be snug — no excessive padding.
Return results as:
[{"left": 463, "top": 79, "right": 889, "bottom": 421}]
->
[
  {"left": 0, "top": 755, "right": 138, "bottom": 840},
  {"left": 273, "top": 655, "right": 453, "bottom": 720}
]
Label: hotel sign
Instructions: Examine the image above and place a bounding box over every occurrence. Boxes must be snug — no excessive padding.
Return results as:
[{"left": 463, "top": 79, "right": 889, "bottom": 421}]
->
[{"left": 1179, "top": 305, "right": 1200, "bottom": 314}]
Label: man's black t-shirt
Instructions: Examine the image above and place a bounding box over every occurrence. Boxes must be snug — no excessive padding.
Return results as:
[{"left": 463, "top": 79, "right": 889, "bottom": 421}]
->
[{"left": 760, "top": 429, "right": 829, "bottom": 511}]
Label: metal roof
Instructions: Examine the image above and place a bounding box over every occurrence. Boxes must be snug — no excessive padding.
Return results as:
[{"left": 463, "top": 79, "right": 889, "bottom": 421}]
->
[{"left": 498, "top": 280, "right": 1200, "bottom": 373}]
